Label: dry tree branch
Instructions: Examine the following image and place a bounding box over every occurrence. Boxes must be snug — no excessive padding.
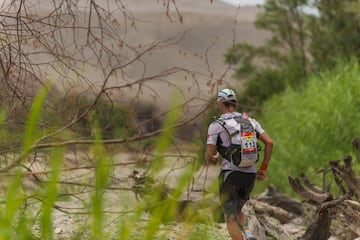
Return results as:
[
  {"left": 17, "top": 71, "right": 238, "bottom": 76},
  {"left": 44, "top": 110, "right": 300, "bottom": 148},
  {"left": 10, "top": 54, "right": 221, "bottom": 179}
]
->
[{"left": 0, "top": 4, "right": 230, "bottom": 223}]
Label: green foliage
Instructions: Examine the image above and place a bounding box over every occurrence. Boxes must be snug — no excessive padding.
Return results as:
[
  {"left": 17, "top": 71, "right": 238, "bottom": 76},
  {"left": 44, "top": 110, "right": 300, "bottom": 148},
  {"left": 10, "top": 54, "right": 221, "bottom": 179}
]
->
[
  {"left": 256, "top": 59, "right": 360, "bottom": 194},
  {"left": 238, "top": 68, "right": 286, "bottom": 110},
  {"left": 91, "top": 125, "right": 111, "bottom": 240},
  {"left": 1, "top": 172, "right": 29, "bottom": 239},
  {"left": 309, "top": 0, "right": 360, "bottom": 68},
  {"left": 226, "top": 0, "right": 309, "bottom": 107},
  {"left": 54, "top": 94, "right": 135, "bottom": 140},
  {"left": 0, "top": 85, "right": 50, "bottom": 239},
  {"left": 40, "top": 149, "right": 62, "bottom": 240},
  {"left": 227, "top": 0, "right": 360, "bottom": 109},
  {"left": 0, "top": 100, "right": 33, "bottom": 152},
  {"left": 0, "top": 90, "right": 135, "bottom": 156},
  {"left": 141, "top": 96, "right": 199, "bottom": 238},
  {"left": 23, "top": 84, "right": 49, "bottom": 151},
  {"left": 223, "top": 0, "right": 360, "bottom": 197}
]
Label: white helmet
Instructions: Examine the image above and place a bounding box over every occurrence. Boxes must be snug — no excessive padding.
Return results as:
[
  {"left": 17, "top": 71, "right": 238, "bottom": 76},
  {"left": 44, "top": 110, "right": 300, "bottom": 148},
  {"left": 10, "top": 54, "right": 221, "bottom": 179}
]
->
[{"left": 216, "top": 88, "right": 237, "bottom": 102}]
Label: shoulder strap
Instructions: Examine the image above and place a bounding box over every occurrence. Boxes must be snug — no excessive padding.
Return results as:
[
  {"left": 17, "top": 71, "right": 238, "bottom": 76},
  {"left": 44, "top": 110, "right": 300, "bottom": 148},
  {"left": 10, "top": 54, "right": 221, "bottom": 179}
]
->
[
  {"left": 233, "top": 115, "right": 256, "bottom": 132},
  {"left": 216, "top": 117, "right": 239, "bottom": 138},
  {"left": 215, "top": 117, "right": 225, "bottom": 126}
]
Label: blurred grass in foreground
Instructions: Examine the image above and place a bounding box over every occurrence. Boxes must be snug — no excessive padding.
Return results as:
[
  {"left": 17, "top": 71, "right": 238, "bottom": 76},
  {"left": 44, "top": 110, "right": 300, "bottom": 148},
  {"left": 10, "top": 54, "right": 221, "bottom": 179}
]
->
[{"left": 0, "top": 90, "right": 222, "bottom": 239}]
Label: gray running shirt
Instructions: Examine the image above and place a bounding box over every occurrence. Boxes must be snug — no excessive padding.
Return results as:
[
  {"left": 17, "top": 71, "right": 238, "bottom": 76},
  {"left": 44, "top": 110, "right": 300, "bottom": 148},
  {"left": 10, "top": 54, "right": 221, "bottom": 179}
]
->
[{"left": 207, "top": 112, "right": 265, "bottom": 173}]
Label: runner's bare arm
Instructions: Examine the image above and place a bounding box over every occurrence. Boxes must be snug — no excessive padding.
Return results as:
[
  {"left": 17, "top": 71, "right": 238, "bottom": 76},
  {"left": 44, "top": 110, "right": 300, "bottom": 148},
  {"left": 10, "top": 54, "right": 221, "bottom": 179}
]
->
[
  {"left": 206, "top": 144, "right": 219, "bottom": 165},
  {"left": 259, "top": 132, "right": 273, "bottom": 167},
  {"left": 257, "top": 132, "right": 273, "bottom": 180}
]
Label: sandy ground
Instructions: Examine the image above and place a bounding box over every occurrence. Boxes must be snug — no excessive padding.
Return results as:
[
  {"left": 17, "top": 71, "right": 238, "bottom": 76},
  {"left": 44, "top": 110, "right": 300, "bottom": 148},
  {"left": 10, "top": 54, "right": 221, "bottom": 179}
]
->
[
  {"left": 28, "top": 150, "right": 305, "bottom": 240},
  {"left": 27, "top": 151, "right": 232, "bottom": 239}
]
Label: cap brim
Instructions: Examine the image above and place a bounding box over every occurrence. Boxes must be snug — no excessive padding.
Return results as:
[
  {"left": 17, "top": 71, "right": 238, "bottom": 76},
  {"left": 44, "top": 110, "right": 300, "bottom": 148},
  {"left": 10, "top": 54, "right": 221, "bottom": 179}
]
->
[{"left": 216, "top": 97, "right": 225, "bottom": 102}]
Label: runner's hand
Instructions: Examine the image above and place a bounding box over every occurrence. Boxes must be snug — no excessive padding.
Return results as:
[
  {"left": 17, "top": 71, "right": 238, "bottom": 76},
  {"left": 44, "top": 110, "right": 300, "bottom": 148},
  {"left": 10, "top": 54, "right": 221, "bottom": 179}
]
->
[
  {"left": 256, "top": 169, "right": 267, "bottom": 180},
  {"left": 209, "top": 152, "right": 220, "bottom": 165}
]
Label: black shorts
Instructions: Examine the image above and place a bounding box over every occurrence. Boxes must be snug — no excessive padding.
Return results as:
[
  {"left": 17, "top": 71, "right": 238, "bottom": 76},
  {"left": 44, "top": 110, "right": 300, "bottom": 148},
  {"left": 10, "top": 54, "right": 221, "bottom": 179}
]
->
[{"left": 218, "top": 170, "right": 256, "bottom": 215}]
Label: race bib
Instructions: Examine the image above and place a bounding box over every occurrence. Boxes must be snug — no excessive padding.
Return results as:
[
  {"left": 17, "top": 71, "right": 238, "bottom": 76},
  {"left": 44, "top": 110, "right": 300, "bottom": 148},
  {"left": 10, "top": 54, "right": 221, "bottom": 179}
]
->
[{"left": 240, "top": 131, "right": 258, "bottom": 161}]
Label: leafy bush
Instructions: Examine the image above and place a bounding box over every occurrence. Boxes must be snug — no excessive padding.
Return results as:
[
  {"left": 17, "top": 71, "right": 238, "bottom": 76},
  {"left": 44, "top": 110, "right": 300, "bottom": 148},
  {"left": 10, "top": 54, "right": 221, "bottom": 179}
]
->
[
  {"left": 51, "top": 93, "right": 135, "bottom": 140},
  {"left": 256, "top": 59, "right": 360, "bottom": 195}
]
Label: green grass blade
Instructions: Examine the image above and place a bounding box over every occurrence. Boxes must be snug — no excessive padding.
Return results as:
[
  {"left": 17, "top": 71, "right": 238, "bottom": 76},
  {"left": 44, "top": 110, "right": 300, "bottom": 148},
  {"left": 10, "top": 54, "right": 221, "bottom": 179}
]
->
[
  {"left": 23, "top": 85, "right": 49, "bottom": 152},
  {"left": 143, "top": 94, "right": 183, "bottom": 240},
  {"left": 40, "top": 148, "right": 63, "bottom": 240},
  {"left": 91, "top": 127, "right": 111, "bottom": 240}
]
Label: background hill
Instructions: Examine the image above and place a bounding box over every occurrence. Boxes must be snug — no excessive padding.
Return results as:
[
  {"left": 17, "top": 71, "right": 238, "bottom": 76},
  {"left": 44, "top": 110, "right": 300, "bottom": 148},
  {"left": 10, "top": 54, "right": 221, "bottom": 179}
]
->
[
  {"left": 101, "top": 0, "right": 269, "bottom": 102},
  {"left": 27, "top": 0, "right": 269, "bottom": 113}
]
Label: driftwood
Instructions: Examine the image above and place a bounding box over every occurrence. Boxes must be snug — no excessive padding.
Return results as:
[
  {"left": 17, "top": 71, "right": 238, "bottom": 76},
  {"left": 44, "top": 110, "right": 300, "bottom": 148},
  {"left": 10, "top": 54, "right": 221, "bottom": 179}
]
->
[
  {"left": 289, "top": 138, "right": 360, "bottom": 240},
  {"left": 250, "top": 199, "right": 296, "bottom": 223},
  {"left": 251, "top": 187, "right": 306, "bottom": 240},
  {"left": 256, "top": 184, "right": 303, "bottom": 216}
]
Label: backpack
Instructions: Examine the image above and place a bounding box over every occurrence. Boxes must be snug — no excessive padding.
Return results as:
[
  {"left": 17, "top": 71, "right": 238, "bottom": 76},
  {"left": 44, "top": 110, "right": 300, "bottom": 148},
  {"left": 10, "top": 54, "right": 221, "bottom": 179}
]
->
[{"left": 215, "top": 115, "right": 260, "bottom": 167}]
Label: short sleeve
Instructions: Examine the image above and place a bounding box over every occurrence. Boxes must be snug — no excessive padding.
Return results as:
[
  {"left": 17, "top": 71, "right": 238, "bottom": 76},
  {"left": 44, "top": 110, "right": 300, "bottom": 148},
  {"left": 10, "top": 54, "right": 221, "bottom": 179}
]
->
[
  {"left": 250, "top": 118, "right": 265, "bottom": 135},
  {"left": 207, "top": 122, "right": 221, "bottom": 145}
]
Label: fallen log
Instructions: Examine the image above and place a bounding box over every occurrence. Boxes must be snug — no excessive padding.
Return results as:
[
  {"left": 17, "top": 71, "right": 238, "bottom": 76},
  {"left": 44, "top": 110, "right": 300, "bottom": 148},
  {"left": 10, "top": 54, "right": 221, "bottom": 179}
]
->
[
  {"left": 250, "top": 198, "right": 297, "bottom": 223},
  {"left": 256, "top": 185, "right": 303, "bottom": 216},
  {"left": 288, "top": 138, "right": 360, "bottom": 240}
]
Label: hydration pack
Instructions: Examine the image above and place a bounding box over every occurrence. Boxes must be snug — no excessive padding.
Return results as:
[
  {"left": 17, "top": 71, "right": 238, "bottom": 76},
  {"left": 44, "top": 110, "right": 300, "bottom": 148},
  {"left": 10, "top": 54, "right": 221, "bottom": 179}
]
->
[{"left": 216, "top": 115, "right": 260, "bottom": 167}]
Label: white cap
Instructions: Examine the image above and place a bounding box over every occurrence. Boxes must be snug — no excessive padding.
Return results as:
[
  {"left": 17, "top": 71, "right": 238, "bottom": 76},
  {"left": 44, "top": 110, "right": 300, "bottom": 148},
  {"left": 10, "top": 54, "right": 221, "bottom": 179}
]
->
[{"left": 216, "top": 88, "right": 237, "bottom": 102}]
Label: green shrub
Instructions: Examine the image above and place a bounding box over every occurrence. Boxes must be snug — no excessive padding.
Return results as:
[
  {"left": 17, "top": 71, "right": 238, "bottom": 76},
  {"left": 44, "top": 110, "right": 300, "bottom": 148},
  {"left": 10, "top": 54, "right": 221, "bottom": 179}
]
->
[
  {"left": 257, "top": 59, "right": 360, "bottom": 195},
  {"left": 50, "top": 93, "right": 135, "bottom": 140}
]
